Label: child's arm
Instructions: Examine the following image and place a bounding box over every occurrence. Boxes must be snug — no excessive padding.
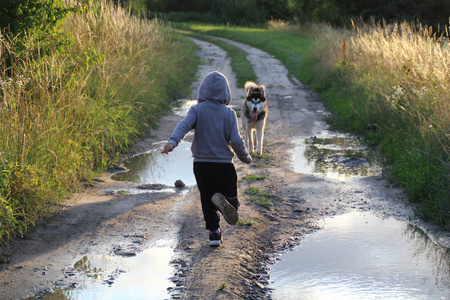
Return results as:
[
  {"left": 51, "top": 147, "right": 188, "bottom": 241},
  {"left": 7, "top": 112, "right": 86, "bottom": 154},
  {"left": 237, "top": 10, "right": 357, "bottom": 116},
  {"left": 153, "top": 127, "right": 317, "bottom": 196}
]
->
[
  {"left": 161, "top": 106, "right": 197, "bottom": 154},
  {"left": 161, "top": 143, "right": 174, "bottom": 154}
]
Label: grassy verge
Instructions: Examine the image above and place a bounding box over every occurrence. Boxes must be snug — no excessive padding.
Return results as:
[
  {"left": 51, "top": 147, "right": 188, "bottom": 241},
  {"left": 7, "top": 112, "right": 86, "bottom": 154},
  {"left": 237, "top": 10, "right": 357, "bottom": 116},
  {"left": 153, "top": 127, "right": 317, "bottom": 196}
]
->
[
  {"left": 178, "top": 21, "right": 449, "bottom": 227},
  {"left": 173, "top": 28, "right": 257, "bottom": 87},
  {"left": 171, "top": 22, "right": 315, "bottom": 81},
  {"left": 0, "top": 1, "right": 198, "bottom": 241}
]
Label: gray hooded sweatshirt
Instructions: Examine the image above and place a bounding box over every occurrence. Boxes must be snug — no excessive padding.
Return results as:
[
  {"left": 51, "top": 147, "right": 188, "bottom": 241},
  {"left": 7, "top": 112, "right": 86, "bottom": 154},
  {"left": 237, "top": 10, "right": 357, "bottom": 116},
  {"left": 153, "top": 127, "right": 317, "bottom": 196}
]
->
[{"left": 168, "top": 71, "right": 252, "bottom": 164}]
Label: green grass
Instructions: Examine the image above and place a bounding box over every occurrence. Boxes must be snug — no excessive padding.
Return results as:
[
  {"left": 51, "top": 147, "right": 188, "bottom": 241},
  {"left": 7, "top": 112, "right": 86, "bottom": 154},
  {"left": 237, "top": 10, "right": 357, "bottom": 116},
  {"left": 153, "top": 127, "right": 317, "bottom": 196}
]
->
[
  {"left": 173, "top": 23, "right": 314, "bottom": 83},
  {"left": 218, "top": 281, "right": 227, "bottom": 290},
  {"left": 237, "top": 219, "right": 255, "bottom": 226},
  {"left": 173, "top": 28, "right": 257, "bottom": 87},
  {"left": 242, "top": 173, "right": 266, "bottom": 183},
  {"left": 244, "top": 186, "right": 280, "bottom": 207}
]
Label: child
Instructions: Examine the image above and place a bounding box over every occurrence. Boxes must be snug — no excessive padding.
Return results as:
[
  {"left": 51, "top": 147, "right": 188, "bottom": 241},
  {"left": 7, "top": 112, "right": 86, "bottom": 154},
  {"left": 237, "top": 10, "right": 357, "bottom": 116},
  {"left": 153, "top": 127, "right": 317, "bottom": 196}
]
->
[{"left": 162, "top": 71, "right": 252, "bottom": 247}]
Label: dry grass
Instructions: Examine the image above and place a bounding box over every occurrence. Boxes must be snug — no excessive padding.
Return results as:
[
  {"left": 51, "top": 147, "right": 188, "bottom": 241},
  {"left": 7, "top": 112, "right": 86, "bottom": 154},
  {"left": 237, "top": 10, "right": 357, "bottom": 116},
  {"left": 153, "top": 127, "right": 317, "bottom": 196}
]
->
[
  {"left": 0, "top": 0, "right": 197, "bottom": 240},
  {"left": 265, "top": 19, "right": 449, "bottom": 224},
  {"left": 311, "top": 20, "right": 449, "bottom": 224},
  {"left": 350, "top": 21, "right": 449, "bottom": 152}
]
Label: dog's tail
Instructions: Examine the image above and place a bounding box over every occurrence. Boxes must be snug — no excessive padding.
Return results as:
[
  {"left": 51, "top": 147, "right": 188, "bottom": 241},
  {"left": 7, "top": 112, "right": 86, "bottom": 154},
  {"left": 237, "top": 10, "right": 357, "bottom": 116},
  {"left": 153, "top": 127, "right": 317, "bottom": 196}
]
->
[
  {"left": 245, "top": 81, "right": 266, "bottom": 96},
  {"left": 245, "top": 81, "right": 258, "bottom": 93}
]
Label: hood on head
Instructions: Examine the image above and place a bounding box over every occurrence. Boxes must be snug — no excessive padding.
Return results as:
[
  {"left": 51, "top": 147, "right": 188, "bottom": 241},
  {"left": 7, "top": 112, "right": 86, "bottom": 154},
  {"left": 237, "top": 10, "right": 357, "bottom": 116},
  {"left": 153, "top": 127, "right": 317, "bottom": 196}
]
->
[{"left": 197, "top": 71, "right": 232, "bottom": 105}]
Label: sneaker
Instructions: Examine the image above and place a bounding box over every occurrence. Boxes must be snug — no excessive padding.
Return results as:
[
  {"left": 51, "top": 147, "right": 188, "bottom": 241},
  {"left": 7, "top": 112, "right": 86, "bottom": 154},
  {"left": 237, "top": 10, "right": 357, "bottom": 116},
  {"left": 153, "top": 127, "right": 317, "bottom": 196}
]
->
[
  {"left": 212, "top": 193, "right": 239, "bottom": 225},
  {"left": 209, "top": 229, "right": 222, "bottom": 247}
]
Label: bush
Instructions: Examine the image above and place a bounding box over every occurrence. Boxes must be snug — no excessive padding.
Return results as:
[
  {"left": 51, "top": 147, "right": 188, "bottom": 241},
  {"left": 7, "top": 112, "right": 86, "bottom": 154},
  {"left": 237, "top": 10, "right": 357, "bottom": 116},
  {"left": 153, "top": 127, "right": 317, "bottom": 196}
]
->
[{"left": 0, "top": 0, "right": 74, "bottom": 59}]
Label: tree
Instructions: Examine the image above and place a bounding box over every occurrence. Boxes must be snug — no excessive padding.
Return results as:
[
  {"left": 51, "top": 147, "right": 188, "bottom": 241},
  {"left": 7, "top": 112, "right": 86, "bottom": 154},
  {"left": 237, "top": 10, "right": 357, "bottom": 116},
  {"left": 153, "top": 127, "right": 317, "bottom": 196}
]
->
[{"left": 0, "top": 0, "right": 73, "bottom": 59}]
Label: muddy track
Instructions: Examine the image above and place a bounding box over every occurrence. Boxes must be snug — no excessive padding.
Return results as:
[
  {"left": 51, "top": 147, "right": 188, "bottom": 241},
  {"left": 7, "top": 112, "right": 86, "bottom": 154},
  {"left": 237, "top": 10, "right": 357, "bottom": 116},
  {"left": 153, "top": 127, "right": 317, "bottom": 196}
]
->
[{"left": 1, "top": 37, "right": 449, "bottom": 300}]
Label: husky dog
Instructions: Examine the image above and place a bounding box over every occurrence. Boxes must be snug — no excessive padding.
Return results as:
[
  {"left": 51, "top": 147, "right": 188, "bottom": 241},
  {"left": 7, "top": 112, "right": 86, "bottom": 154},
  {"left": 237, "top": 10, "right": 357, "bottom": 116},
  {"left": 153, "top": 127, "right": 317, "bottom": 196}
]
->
[{"left": 241, "top": 81, "right": 268, "bottom": 155}]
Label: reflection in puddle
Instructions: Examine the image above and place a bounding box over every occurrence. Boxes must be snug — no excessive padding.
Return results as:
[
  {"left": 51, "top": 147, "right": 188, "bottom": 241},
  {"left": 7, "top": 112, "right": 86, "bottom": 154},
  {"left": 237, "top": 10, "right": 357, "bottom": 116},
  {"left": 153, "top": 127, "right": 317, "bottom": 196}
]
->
[
  {"left": 173, "top": 99, "right": 197, "bottom": 116},
  {"left": 173, "top": 99, "right": 240, "bottom": 117},
  {"left": 291, "top": 131, "right": 381, "bottom": 180},
  {"left": 112, "top": 142, "right": 195, "bottom": 186},
  {"left": 270, "top": 212, "right": 450, "bottom": 299},
  {"left": 38, "top": 241, "right": 175, "bottom": 300}
]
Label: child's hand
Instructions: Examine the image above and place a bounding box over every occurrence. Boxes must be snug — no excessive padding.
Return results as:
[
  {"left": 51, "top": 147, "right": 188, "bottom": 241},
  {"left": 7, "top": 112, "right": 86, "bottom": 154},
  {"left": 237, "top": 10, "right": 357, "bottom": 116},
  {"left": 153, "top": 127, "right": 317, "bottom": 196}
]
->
[{"left": 161, "top": 143, "right": 174, "bottom": 154}]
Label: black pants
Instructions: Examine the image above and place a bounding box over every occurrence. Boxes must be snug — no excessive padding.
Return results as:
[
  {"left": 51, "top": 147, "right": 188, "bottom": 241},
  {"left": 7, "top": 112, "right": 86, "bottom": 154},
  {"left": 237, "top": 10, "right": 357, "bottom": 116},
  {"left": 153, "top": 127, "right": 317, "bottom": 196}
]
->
[{"left": 193, "top": 162, "right": 238, "bottom": 231}]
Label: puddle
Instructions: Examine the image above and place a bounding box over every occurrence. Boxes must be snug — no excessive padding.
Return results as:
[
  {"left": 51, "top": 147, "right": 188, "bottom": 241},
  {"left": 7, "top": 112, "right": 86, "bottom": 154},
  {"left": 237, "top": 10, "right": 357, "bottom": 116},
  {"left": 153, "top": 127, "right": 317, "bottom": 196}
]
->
[
  {"left": 111, "top": 142, "right": 195, "bottom": 187},
  {"left": 173, "top": 99, "right": 240, "bottom": 116},
  {"left": 173, "top": 99, "right": 197, "bottom": 116},
  {"left": 291, "top": 128, "right": 381, "bottom": 180},
  {"left": 33, "top": 240, "right": 176, "bottom": 300},
  {"left": 270, "top": 212, "right": 450, "bottom": 299}
]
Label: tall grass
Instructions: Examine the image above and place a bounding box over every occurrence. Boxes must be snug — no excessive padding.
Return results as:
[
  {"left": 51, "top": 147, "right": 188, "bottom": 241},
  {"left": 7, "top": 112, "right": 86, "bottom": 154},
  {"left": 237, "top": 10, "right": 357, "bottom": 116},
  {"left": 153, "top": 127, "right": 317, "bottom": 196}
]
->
[
  {"left": 0, "top": 0, "right": 198, "bottom": 241},
  {"left": 305, "top": 21, "right": 449, "bottom": 225}
]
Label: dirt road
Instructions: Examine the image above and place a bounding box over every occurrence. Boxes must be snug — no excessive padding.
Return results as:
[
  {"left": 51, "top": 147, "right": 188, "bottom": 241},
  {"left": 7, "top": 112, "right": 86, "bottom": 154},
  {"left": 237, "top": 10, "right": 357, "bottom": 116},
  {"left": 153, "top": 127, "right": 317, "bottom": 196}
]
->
[{"left": 1, "top": 36, "right": 448, "bottom": 300}]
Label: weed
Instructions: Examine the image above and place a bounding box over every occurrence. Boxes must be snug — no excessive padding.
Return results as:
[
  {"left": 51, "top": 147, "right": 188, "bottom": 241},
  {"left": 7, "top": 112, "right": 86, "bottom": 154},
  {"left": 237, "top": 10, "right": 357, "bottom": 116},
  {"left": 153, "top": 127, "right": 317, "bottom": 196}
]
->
[
  {"left": 251, "top": 152, "right": 270, "bottom": 160},
  {"left": 244, "top": 187, "right": 279, "bottom": 207},
  {"left": 249, "top": 152, "right": 271, "bottom": 169},
  {"left": 218, "top": 281, "right": 227, "bottom": 290},
  {"left": 250, "top": 196, "right": 273, "bottom": 207},
  {"left": 242, "top": 173, "right": 266, "bottom": 183},
  {"left": 237, "top": 219, "right": 255, "bottom": 226}
]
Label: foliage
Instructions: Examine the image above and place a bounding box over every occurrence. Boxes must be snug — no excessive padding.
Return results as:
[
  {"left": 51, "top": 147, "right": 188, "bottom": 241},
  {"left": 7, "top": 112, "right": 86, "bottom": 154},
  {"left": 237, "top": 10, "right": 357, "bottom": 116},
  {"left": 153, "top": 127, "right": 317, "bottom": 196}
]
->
[
  {"left": 0, "top": 0, "right": 75, "bottom": 60},
  {"left": 0, "top": 0, "right": 70, "bottom": 36},
  {"left": 287, "top": 0, "right": 450, "bottom": 32},
  {"left": 147, "top": 0, "right": 290, "bottom": 25},
  {"left": 148, "top": 0, "right": 449, "bottom": 32},
  {"left": 0, "top": 0, "right": 198, "bottom": 242}
]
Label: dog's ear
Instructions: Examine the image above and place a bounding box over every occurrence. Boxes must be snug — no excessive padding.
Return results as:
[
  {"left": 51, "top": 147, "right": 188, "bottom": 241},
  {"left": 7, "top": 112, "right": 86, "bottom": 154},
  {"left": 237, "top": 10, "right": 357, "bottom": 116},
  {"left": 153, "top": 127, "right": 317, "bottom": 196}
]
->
[
  {"left": 248, "top": 87, "right": 253, "bottom": 95},
  {"left": 260, "top": 86, "right": 266, "bottom": 98}
]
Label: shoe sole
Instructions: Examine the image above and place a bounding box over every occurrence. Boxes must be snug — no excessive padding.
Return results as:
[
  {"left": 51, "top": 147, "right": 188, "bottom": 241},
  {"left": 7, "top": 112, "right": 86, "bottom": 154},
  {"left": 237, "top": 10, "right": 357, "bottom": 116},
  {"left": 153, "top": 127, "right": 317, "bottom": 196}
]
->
[
  {"left": 212, "top": 193, "right": 238, "bottom": 225},
  {"left": 209, "top": 239, "right": 222, "bottom": 247}
]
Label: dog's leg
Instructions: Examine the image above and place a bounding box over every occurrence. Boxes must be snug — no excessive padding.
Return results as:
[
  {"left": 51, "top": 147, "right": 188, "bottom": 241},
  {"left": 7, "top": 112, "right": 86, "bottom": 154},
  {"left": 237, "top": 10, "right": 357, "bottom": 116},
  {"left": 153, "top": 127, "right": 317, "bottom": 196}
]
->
[
  {"left": 243, "top": 123, "right": 250, "bottom": 152},
  {"left": 245, "top": 133, "right": 250, "bottom": 152},
  {"left": 256, "top": 129, "right": 264, "bottom": 155},
  {"left": 248, "top": 129, "right": 254, "bottom": 153}
]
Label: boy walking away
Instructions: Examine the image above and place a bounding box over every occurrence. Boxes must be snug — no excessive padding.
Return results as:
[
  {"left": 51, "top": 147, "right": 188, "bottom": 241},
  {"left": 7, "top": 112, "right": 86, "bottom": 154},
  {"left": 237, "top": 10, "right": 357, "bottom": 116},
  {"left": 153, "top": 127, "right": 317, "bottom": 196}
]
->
[{"left": 162, "top": 71, "right": 252, "bottom": 247}]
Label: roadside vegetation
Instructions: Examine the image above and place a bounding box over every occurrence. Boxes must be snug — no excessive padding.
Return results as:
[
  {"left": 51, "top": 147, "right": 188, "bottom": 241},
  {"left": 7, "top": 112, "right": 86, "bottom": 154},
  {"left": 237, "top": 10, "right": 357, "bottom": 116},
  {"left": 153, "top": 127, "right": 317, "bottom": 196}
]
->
[
  {"left": 143, "top": 0, "right": 449, "bottom": 34},
  {"left": 177, "top": 21, "right": 449, "bottom": 227},
  {"left": 175, "top": 29, "right": 257, "bottom": 87},
  {"left": 0, "top": 0, "right": 198, "bottom": 241}
]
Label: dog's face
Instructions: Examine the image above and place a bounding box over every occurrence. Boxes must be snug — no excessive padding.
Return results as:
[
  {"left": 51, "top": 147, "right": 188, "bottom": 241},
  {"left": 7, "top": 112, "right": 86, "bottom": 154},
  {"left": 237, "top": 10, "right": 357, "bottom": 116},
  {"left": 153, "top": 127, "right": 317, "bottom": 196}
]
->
[{"left": 245, "top": 87, "right": 267, "bottom": 122}]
